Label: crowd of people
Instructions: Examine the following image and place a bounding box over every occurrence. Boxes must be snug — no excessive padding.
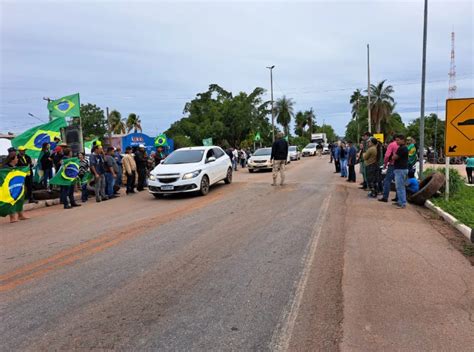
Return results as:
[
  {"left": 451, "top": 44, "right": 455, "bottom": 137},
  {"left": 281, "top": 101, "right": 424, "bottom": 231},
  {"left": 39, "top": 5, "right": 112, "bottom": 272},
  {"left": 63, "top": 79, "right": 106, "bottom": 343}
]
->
[
  {"left": 225, "top": 148, "right": 251, "bottom": 171},
  {"left": 2, "top": 141, "right": 169, "bottom": 222},
  {"left": 329, "top": 132, "right": 420, "bottom": 209}
]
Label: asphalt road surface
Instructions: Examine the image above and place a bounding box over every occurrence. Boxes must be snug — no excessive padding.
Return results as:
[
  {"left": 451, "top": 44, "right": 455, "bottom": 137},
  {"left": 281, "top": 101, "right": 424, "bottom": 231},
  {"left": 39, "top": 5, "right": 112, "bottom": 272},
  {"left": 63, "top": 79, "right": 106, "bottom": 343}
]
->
[{"left": 1, "top": 156, "right": 346, "bottom": 351}]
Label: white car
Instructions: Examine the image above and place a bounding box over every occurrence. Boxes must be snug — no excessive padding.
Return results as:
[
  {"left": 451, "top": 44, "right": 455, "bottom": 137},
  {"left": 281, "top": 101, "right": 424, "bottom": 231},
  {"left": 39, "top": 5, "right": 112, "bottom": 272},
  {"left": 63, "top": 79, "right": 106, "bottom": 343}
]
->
[
  {"left": 302, "top": 143, "right": 317, "bottom": 157},
  {"left": 247, "top": 148, "right": 273, "bottom": 172},
  {"left": 289, "top": 146, "right": 301, "bottom": 161},
  {"left": 148, "top": 146, "right": 232, "bottom": 197}
]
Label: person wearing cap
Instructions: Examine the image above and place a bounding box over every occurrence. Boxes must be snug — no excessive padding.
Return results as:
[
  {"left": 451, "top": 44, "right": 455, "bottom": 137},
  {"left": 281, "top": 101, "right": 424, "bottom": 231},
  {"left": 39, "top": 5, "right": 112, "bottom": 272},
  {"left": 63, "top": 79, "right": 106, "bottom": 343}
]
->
[
  {"left": 363, "top": 137, "right": 379, "bottom": 198},
  {"left": 270, "top": 132, "right": 289, "bottom": 186},
  {"left": 7, "top": 146, "right": 17, "bottom": 158},
  {"left": 122, "top": 146, "right": 137, "bottom": 194},
  {"left": 17, "top": 146, "right": 38, "bottom": 203},
  {"left": 134, "top": 144, "right": 147, "bottom": 191}
]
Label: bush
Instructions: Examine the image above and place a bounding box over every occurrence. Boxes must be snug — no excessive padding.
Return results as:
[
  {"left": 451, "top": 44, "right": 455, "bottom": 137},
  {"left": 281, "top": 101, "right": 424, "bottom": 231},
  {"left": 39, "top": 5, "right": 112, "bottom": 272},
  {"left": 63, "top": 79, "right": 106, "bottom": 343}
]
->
[{"left": 423, "top": 167, "right": 464, "bottom": 196}]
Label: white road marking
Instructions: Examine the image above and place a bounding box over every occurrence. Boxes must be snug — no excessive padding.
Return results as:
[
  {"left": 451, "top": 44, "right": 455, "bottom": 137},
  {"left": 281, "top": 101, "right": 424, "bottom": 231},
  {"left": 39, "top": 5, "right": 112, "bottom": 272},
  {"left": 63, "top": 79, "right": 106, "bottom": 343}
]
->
[{"left": 269, "top": 193, "right": 332, "bottom": 351}]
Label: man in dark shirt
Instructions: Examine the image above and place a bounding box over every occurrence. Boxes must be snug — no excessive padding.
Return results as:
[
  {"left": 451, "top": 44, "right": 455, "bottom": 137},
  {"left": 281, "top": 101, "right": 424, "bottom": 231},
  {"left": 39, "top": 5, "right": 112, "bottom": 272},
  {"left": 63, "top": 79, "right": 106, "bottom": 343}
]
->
[
  {"left": 392, "top": 135, "right": 409, "bottom": 209},
  {"left": 346, "top": 141, "right": 357, "bottom": 183},
  {"left": 271, "top": 132, "right": 289, "bottom": 186},
  {"left": 90, "top": 145, "right": 108, "bottom": 202},
  {"left": 135, "top": 144, "right": 148, "bottom": 191}
]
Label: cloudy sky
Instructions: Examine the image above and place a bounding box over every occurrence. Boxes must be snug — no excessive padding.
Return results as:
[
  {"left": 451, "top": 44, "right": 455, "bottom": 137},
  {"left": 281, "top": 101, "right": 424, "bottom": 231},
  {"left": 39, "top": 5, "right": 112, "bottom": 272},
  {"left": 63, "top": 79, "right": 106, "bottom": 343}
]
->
[{"left": 1, "top": 0, "right": 473, "bottom": 136}]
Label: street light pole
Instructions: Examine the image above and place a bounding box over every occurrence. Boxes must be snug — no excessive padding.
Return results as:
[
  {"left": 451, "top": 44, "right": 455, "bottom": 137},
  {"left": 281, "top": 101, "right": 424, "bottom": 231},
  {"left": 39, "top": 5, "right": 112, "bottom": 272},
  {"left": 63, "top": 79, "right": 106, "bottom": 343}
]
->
[
  {"left": 418, "top": 0, "right": 428, "bottom": 179},
  {"left": 367, "top": 44, "right": 372, "bottom": 133},
  {"left": 267, "top": 65, "right": 275, "bottom": 142}
]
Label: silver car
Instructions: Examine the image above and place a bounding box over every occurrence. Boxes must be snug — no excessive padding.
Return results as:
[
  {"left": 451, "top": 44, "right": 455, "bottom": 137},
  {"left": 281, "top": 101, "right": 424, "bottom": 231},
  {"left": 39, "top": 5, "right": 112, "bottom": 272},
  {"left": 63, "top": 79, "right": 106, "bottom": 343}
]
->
[{"left": 288, "top": 146, "right": 301, "bottom": 161}]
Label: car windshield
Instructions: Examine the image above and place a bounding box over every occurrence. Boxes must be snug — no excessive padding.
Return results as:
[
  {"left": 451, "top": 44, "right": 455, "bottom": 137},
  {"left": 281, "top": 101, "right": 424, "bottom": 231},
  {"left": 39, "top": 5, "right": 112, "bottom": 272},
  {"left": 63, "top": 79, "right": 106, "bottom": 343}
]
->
[
  {"left": 253, "top": 148, "right": 271, "bottom": 156},
  {"left": 163, "top": 150, "right": 204, "bottom": 164},
  {"left": 305, "top": 144, "right": 316, "bottom": 149},
  {"left": 289, "top": 146, "right": 297, "bottom": 151}
]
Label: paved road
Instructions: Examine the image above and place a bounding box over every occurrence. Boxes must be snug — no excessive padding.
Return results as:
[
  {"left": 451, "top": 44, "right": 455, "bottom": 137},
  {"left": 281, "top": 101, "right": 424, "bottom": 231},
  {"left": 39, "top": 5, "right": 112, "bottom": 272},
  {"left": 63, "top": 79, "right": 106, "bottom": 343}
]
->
[{"left": 1, "top": 156, "right": 344, "bottom": 351}]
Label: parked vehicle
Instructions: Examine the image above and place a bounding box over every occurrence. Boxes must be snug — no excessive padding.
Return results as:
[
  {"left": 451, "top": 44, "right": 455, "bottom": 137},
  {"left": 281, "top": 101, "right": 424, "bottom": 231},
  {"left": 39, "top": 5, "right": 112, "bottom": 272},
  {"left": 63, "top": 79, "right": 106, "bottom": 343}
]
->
[
  {"left": 289, "top": 146, "right": 301, "bottom": 161},
  {"left": 148, "top": 146, "right": 232, "bottom": 197},
  {"left": 302, "top": 143, "right": 317, "bottom": 157},
  {"left": 247, "top": 148, "right": 273, "bottom": 172}
]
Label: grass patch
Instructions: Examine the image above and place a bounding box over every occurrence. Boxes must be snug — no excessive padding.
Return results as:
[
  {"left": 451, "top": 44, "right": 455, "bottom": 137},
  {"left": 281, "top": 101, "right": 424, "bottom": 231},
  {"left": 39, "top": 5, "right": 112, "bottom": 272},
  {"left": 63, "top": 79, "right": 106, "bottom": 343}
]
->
[
  {"left": 431, "top": 184, "right": 474, "bottom": 228},
  {"left": 463, "top": 244, "right": 474, "bottom": 257}
]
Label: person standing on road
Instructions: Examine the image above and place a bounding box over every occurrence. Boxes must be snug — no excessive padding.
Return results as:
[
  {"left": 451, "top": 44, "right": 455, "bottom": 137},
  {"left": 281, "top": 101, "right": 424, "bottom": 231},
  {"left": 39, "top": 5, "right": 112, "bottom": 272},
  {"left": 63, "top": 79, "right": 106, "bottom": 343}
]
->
[
  {"left": 1, "top": 154, "right": 29, "bottom": 223},
  {"left": 379, "top": 135, "right": 400, "bottom": 203},
  {"left": 123, "top": 146, "right": 137, "bottom": 194},
  {"left": 392, "top": 135, "right": 409, "bottom": 209},
  {"left": 114, "top": 147, "right": 123, "bottom": 189},
  {"left": 232, "top": 148, "right": 238, "bottom": 171},
  {"left": 39, "top": 143, "right": 53, "bottom": 190},
  {"left": 407, "top": 137, "right": 417, "bottom": 171},
  {"left": 271, "top": 132, "right": 289, "bottom": 186},
  {"left": 333, "top": 141, "right": 340, "bottom": 173},
  {"left": 90, "top": 145, "right": 107, "bottom": 202},
  {"left": 339, "top": 142, "right": 347, "bottom": 178},
  {"left": 60, "top": 148, "right": 81, "bottom": 209},
  {"left": 239, "top": 149, "right": 247, "bottom": 168},
  {"left": 347, "top": 141, "right": 357, "bottom": 183},
  {"left": 363, "top": 138, "right": 378, "bottom": 198},
  {"left": 466, "top": 156, "right": 474, "bottom": 184},
  {"left": 78, "top": 152, "right": 89, "bottom": 203},
  {"left": 105, "top": 147, "right": 119, "bottom": 198},
  {"left": 135, "top": 144, "right": 147, "bottom": 191},
  {"left": 17, "top": 146, "right": 37, "bottom": 203}
]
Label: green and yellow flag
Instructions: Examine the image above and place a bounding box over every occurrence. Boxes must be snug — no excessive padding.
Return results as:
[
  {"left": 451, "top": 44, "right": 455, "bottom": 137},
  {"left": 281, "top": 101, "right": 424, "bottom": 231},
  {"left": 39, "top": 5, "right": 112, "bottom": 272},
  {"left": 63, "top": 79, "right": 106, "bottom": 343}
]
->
[
  {"left": 155, "top": 134, "right": 168, "bottom": 147},
  {"left": 254, "top": 132, "right": 261, "bottom": 142},
  {"left": 202, "top": 138, "right": 213, "bottom": 146},
  {"left": 49, "top": 157, "right": 80, "bottom": 186},
  {"left": 47, "top": 93, "right": 80, "bottom": 119},
  {"left": 11, "top": 117, "right": 67, "bottom": 159},
  {"left": 0, "top": 166, "right": 29, "bottom": 217}
]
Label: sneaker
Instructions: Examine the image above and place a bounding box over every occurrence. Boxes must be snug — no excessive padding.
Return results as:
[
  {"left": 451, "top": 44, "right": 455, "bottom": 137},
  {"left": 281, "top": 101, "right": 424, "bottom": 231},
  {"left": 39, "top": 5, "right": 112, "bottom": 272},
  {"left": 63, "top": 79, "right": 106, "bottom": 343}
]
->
[
  {"left": 64, "top": 204, "right": 72, "bottom": 209},
  {"left": 378, "top": 198, "right": 388, "bottom": 202},
  {"left": 72, "top": 203, "right": 81, "bottom": 207},
  {"left": 394, "top": 204, "right": 406, "bottom": 209}
]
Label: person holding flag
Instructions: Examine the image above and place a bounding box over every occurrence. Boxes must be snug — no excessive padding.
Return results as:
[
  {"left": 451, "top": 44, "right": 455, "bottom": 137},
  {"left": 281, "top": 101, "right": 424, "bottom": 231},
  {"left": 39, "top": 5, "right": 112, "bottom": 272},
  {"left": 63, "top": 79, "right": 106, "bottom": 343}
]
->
[
  {"left": 50, "top": 148, "right": 81, "bottom": 209},
  {"left": 17, "top": 146, "right": 38, "bottom": 204},
  {"left": 0, "top": 154, "right": 29, "bottom": 223}
]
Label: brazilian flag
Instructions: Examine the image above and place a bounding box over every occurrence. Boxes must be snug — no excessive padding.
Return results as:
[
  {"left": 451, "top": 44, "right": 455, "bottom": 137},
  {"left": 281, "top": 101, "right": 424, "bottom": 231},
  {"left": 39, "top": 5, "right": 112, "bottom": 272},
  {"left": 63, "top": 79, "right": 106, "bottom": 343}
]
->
[
  {"left": 11, "top": 118, "right": 67, "bottom": 159},
  {"left": 49, "top": 157, "right": 80, "bottom": 186},
  {"left": 0, "top": 167, "right": 29, "bottom": 217},
  {"left": 155, "top": 133, "right": 168, "bottom": 147},
  {"left": 202, "top": 138, "right": 213, "bottom": 146},
  {"left": 47, "top": 93, "right": 81, "bottom": 119},
  {"left": 80, "top": 171, "right": 94, "bottom": 186}
]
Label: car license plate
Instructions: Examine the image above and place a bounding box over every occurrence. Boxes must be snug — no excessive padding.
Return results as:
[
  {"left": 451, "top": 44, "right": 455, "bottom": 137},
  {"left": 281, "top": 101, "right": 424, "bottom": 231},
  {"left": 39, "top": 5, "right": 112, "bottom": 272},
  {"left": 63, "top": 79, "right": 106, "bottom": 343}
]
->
[{"left": 161, "top": 185, "right": 174, "bottom": 191}]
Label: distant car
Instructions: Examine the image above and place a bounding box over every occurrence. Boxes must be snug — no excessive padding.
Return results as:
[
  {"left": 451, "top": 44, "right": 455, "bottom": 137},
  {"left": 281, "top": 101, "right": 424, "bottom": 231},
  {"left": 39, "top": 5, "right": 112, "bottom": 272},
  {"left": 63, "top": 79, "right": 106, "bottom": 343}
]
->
[
  {"left": 289, "top": 146, "right": 301, "bottom": 161},
  {"left": 148, "top": 146, "right": 232, "bottom": 197},
  {"left": 247, "top": 148, "right": 272, "bottom": 172},
  {"left": 302, "top": 143, "right": 317, "bottom": 157}
]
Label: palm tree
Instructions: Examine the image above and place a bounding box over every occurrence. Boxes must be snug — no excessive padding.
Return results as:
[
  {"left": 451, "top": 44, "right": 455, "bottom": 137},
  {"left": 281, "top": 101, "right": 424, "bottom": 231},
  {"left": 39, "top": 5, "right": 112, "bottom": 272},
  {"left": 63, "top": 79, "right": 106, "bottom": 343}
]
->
[
  {"left": 305, "top": 108, "right": 315, "bottom": 135},
  {"left": 294, "top": 111, "right": 307, "bottom": 137},
  {"left": 274, "top": 96, "right": 294, "bottom": 136},
  {"left": 349, "top": 89, "right": 365, "bottom": 119},
  {"left": 126, "top": 113, "right": 142, "bottom": 133},
  {"left": 109, "top": 110, "right": 126, "bottom": 134},
  {"left": 368, "top": 80, "right": 395, "bottom": 133}
]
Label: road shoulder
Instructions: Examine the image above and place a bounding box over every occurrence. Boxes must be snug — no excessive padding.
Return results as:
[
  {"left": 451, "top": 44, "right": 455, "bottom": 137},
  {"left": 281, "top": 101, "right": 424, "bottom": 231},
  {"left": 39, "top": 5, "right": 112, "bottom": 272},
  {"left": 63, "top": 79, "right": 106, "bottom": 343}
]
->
[{"left": 340, "top": 182, "right": 474, "bottom": 351}]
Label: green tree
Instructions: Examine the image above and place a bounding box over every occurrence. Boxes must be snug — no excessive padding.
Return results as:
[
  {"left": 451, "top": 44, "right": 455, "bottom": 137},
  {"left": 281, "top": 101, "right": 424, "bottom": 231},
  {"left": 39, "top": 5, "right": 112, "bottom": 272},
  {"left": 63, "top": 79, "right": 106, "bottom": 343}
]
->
[
  {"left": 108, "top": 110, "right": 126, "bottom": 134},
  {"left": 77, "top": 103, "right": 108, "bottom": 138},
  {"left": 126, "top": 113, "right": 142, "bottom": 133},
  {"left": 369, "top": 80, "right": 395, "bottom": 133},
  {"left": 274, "top": 96, "right": 294, "bottom": 136},
  {"left": 406, "top": 113, "right": 445, "bottom": 153},
  {"left": 294, "top": 111, "right": 307, "bottom": 137}
]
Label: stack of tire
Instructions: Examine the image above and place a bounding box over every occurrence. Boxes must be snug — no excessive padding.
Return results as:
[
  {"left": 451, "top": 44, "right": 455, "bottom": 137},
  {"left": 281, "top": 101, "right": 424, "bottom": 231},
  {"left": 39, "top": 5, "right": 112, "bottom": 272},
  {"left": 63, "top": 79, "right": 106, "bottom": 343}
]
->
[{"left": 408, "top": 172, "right": 445, "bottom": 206}]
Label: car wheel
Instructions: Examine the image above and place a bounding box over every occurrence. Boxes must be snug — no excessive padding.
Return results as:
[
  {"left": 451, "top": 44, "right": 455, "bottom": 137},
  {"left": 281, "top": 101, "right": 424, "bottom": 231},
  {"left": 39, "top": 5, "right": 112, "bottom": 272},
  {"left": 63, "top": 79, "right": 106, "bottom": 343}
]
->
[
  {"left": 153, "top": 193, "right": 163, "bottom": 199},
  {"left": 199, "top": 175, "right": 210, "bottom": 196},
  {"left": 224, "top": 168, "right": 233, "bottom": 184}
]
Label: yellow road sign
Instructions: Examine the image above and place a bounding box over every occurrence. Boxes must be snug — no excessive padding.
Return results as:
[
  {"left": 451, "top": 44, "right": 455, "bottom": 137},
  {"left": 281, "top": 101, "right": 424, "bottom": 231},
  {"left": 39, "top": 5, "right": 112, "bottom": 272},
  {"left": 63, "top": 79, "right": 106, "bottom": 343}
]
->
[
  {"left": 445, "top": 98, "right": 474, "bottom": 156},
  {"left": 373, "top": 133, "right": 384, "bottom": 143}
]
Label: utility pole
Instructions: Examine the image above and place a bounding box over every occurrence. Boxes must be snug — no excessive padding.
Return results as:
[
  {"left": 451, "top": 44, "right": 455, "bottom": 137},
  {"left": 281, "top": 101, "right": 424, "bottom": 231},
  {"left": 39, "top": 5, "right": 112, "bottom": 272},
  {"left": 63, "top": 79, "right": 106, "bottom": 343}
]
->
[
  {"left": 445, "top": 31, "right": 457, "bottom": 200},
  {"left": 419, "top": 0, "right": 428, "bottom": 179},
  {"left": 43, "top": 97, "right": 52, "bottom": 121},
  {"left": 356, "top": 97, "right": 360, "bottom": 143},
  {"left": 367, "top": 44, "right": 372, "bottom": 133},
  {"left": 267, "top": 65, "right": 275, "bottom": 142},
  {"left": 106, "top": 107, "right": 112, "bottom": 146}
]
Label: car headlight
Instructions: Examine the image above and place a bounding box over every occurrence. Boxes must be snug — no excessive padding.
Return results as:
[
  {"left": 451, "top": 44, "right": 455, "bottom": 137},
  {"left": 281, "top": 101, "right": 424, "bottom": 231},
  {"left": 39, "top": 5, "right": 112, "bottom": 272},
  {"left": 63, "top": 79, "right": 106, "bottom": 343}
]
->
[
  {"left": 149, "top": 174, "right": 157, "bottom": 181},
  {"left": 182, "top": 170, "right": 201, "bottom": 180}
]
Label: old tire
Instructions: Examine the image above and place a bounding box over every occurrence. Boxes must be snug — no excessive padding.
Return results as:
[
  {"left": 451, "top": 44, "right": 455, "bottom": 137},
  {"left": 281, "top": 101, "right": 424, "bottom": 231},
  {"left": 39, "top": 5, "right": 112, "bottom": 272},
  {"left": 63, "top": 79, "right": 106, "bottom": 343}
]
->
[{"left": 408, "top": 172, "right": 445, "bottom": 206}]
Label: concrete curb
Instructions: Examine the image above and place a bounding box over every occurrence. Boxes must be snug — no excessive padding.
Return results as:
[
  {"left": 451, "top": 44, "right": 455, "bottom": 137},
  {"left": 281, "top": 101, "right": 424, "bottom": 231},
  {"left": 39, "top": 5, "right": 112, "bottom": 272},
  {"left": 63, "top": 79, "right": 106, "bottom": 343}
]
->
[
  {"left": 23, "top": 194, "right": 81, "bottom": 212},
  {"left": 425, "top": 200, "right": 473, "bottom": 243}
]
